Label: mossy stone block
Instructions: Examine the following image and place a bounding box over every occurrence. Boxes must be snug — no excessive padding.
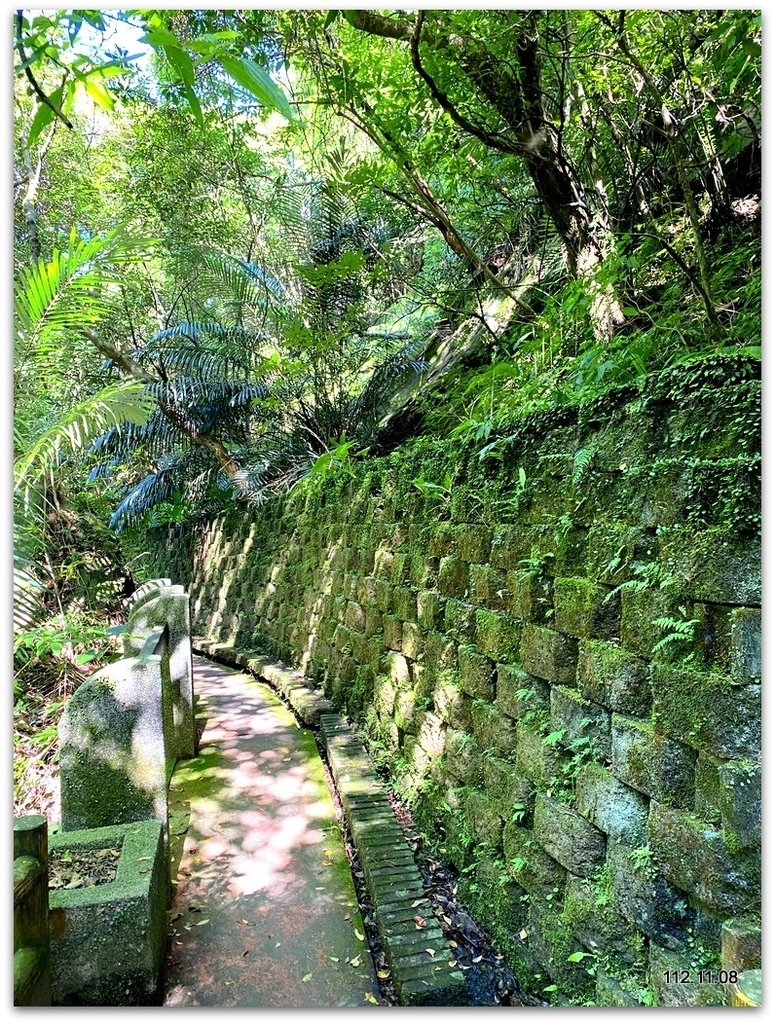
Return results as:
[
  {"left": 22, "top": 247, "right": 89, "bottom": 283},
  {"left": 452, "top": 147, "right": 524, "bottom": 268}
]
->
[
  {"left": 490, "top": 525, "right": 535, "bottom": 570},
  {"left": 495, "top": 664, "right": 550, "bottom": 723},
  {"left": 533, "top": 794, "right": 605, "bottom": 878},
  {"left": 471, "top": 701, "right": 517, "bottom": 758},
  {"left": 520, "top": 623, "right": 578, "bottom": 684},
  {"left": 718, "top": 761, "right": 761, "bottom": 849},
  {"left": 383, "top": 614, "right": 404, "bottom": 652},
  {"left": 549, "top": 686, "right": 611, "bottom": 757},
  {"left": 458, "top": 646, "right": 496, "bottom": 700},
  {"left": 695, "top": 750, "right": 725, "bottom": 822},
  {"left": 394, "top": 687, "right": 422, "bottom": 732},
  {"left": 390, "top": 551, "right": 412, "bottom": 586},
  {"left": 438, "top": 555, "right": 469, "bottom": 598},
  {"left": 463, "top": 859, "right": 530, "bottom": 950},
  {"left": 611, "top": 714, "right": 696, "bottom": 808},
  {"left": 461, "top": 788, "right": 503, "bottom": 851},
  {"left": 647, "top": 803, "right": 760, "bottom": 917},
  {"left": 479, "top": 754, "right": 534, "bottom": 822},
  {"left": 433, "top": 677, "right": 472, "bottom": 731},
  {"left": 514, "top": 722, "right": 564, "bottom": 790},
  {"left": 409, "top": 554, "right": 436, "bottom": 590},
  {"left": 649, "top": 946, "right": 726, "bottom": 1007},
  {"left": 364, "top": 605, "right": 383, "bottom": 638},
  {"left": 503, "top": 821, "right": 565, "bottom": 897},
  {"left": 344, "top": 600, "right": 365, "bottom": 632},
  {"left": 729, "top": 608, "right": 761, "bottom": 685},
  {"left": 393, "top": 586, "right": 417, "bottom": 623},
  {"left": 417, "top": 590, "right": 442, "bottom": 630},
  {"left": 528, "top": 901, "right": 596, "bottom": 1002},
  {"left": 721, "top": 916, "right": 761, "bottom": 972},
  {"left": 505, "top": 569, "right": 552, "bottom": 622},
  {"left": 608, "top": 841, "right": 693, "bottom": 950},
  {"left": 620, "top": 587, "right": 677, "bottom": 657},
  {"left": 417, "top": 712, "right": 445, "bottom": 761},
  {"left": 443, "top": 598, "right": 476, "bottom": 642},
  {"left": 374, "top": 675, "right": 397, "bottom": 719},
  {"left": 575, "top": 763, "right": 648, "bottom": 844},
  {"left": 427, "top": 523, "right": 456, "bottom": 558},
  {"left": 374, "top": 578, "right": 393, "bottom": 612},
  {"left": 469, "top": 564, "right": 508, "bottom": 611},
  {"left": 553, "top": 577, "right": 618, "bottom": 639},
  {"left": 59, "top": 656, "right": 168, "bottom": 836},
  {"left": 443, "top": 729, "right": 478, "bottom": 780},
  {"left": 424, "top": 631, "right": 458, "bottom": 671},
  {"left": 562, "top": 874, "right": 644, "bottom": 964},
  {"left": 652, "top": 664, "right": 761, "bottom": 759},
  {"left": 577, "top": 640, "right": 650, "bottom": 715},
  {"left": 455, "top": 524, "right": 491, "bottom": 563},
  {"left": 401, "top": 621, "right": 423, "bottom": 661},
  {"left": 595, "top": 972, "right": 647, "bottom": 1007},
  {"left": 657, "top": 527, "right": 761, "bottom": 604},
  {"left": 474, "top": 608, "right": 522, "bottom": 662}
]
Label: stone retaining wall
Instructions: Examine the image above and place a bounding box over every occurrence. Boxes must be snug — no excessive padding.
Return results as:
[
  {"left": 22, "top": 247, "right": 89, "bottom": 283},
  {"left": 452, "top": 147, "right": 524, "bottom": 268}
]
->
[{"left": 138, "top": 353, "right": 761, "bottom": 1005}]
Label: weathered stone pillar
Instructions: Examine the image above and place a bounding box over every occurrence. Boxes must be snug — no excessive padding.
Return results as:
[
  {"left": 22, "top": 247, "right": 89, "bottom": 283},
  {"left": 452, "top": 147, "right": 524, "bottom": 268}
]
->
[{"left": 59, "top": 649, "right": 168, "bottom": 839}]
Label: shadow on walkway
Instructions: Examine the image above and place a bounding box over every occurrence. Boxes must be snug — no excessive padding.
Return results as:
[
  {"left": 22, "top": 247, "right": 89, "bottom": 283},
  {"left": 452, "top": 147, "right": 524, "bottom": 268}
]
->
[{"left": 163, "top": 657, "right": 378, "bottom": 1007}]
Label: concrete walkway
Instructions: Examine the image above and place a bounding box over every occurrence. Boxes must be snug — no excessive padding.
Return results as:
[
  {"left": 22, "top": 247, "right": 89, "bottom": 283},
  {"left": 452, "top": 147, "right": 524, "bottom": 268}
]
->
[{"left": 163, "top": 657, "right": 379, "bottom": 1007}]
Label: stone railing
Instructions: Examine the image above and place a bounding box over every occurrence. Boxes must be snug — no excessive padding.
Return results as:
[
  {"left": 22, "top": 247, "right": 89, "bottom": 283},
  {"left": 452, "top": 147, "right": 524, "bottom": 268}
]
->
[{"left": 58, "top": 580, "right": 194, "bottom": 839}]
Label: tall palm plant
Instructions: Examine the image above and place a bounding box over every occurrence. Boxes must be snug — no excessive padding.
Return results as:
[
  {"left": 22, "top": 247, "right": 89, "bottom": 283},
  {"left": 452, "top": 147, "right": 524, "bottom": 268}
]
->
[{"left": 92, "top": 187, "right": 426, "bottom": 529}]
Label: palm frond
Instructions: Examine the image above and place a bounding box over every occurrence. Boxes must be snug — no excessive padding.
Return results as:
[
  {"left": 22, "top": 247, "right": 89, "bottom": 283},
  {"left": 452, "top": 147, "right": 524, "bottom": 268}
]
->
[
  {"left": 14, "top": 381, "right": 156, "bottom": 510},
  {"left": 15, "top": 229, "right": 152, "bottom": 356}
]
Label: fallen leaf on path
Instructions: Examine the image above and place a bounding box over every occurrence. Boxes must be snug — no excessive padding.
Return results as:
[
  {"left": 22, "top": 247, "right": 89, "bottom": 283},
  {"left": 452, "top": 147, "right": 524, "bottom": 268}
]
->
[
  {"left": 425, "top": 948, "right": 436, "bottom": 957},
  {"left": 354, "top": 928, "right": 364, "bottom": 941},
  {"left": 377, "top": 970, "right": 390, "bottom": 980},
  {"left": 365, "top": 993, "right": 378, "bottom": 1004},
  {"left": 328, "top": 956, "right": 340, "bottom": 962},
  {"left": 413, "top": 915, "right": 426, "bottom": 929},
  {"left": 302, "top": 973, "right": 313, "bottom": 983},
  {"left": 195, "top": 919, "right": 209, "bottom": 926}
]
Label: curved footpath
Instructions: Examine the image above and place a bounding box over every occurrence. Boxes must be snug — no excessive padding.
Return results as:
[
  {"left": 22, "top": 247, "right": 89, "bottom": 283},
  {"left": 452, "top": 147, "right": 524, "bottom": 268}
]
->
[{"left": 163, "top": 656, "right": 379, "bottom": 1007}]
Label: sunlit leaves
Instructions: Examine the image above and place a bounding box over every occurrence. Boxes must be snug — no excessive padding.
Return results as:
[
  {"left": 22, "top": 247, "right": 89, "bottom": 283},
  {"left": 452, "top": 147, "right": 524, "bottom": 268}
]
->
[{"left": 218, "top": 56, "right": 295, "bottom": 121}]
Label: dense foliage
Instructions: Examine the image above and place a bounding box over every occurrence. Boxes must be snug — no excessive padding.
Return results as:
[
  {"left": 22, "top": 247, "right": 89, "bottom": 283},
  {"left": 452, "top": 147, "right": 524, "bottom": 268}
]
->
[{"left": 13, "top": 8, "right": 760, "bottom": 815}]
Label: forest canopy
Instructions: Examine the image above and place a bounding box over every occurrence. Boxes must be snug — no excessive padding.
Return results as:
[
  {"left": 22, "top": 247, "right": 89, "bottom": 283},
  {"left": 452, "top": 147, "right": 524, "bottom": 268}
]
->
[{"left": 13, "top": 8, "right": 760, "bottom": 767}]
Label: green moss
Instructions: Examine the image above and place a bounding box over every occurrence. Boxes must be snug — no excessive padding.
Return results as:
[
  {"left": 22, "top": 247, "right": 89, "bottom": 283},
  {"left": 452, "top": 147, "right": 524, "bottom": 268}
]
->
[{"left": 474, "top": 608, "right": 522, "bottom": 661}]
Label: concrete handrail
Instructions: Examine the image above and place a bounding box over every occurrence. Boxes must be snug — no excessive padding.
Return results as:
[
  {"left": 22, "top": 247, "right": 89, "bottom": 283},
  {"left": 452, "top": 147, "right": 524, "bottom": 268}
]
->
[{"left": 58, "top": 581, "right": 194, "bottom": 842}]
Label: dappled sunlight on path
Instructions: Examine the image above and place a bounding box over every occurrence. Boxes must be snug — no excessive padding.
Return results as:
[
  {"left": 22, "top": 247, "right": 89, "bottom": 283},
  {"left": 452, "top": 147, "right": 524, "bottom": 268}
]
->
[{"left": 163, "top": 657, "right": 378, "bottom": 1007}]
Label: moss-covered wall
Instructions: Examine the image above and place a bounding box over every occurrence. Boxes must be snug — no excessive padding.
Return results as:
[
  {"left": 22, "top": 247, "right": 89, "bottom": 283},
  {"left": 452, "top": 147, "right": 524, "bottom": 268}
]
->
[{"left": 139, "top": 353, "right": 761, "bottom": 1005}]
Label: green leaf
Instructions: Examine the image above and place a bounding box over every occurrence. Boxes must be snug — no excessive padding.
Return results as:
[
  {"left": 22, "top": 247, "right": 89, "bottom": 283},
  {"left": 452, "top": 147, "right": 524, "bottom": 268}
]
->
[
  {"left": 83, "top": 75, "right": 115, "bottom": 111},
  {"left": 567, "top": 951, "right": 591, "bottom": 963},
  {"left": 139, "top": 27, "right": 180, "bottom": 49},
  {"left": 218, "top": 56, "right": 295, "bottom": 121},
  {"left": 75, "top": 650, "right": 97, "bottom": 665},
  {"left": 27, "top": 85, "right": 64, "bottom": 147}
]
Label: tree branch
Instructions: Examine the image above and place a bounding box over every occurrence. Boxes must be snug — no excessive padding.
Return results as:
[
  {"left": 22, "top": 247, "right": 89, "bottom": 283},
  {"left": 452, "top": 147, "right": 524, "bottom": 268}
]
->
[
  {"left": 409, "top": 12, "right": 522, "bottom": 156},
  {"left": 15, "top": 11, "right": 74, "bottom": 131},
  {"left": 348, "top": 10, "right": 412, "bottom": 41}
]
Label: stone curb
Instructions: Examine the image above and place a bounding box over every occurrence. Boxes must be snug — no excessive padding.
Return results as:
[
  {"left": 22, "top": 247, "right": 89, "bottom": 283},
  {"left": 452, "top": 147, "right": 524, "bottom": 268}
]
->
[{"left": 192, "top": 639, "right": 467, "bottom": 1006}]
